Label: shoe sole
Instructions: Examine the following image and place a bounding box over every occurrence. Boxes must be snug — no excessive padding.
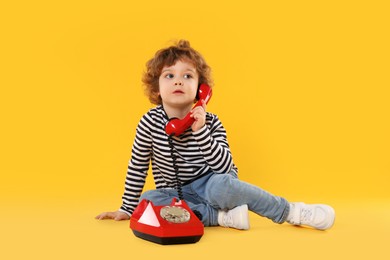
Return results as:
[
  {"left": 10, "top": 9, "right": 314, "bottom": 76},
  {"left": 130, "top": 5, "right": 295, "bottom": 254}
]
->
[
  {"left": 308, "top": 204, "right": 335, "bottom": 230},
  {"left": 318, "top": 205, "right": 335, "bottom": 230}
]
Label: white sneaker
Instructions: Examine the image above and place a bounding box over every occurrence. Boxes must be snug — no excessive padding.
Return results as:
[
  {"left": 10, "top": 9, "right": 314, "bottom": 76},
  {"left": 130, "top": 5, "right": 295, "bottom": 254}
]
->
[
  {"left": 287, "top": 202, "right": 335, "bottom": 230},
  {"left": 218, "top": 204, "right": 250, "bottom": 230}
]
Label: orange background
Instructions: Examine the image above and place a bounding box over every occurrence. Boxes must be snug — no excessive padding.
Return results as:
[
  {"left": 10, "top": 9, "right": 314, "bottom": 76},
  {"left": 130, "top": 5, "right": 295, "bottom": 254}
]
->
[{"left": 1, "top": 1, "right": 389, "bottom": 259}]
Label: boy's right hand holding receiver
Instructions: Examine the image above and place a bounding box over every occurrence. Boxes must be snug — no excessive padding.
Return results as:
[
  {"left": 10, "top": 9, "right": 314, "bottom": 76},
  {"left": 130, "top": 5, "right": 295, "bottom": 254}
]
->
[{"left": 95, "top": 211, "right": 130, "bottom": 221}]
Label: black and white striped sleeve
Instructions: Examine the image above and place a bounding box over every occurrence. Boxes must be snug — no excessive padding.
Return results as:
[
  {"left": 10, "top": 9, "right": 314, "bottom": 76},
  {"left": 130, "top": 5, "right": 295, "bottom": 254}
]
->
[
  {"left": 119, "top": 113, "right": 153, "bottom": 216},
  {"left": 192, "top": 115, "right": 234, "bottom": 174}
]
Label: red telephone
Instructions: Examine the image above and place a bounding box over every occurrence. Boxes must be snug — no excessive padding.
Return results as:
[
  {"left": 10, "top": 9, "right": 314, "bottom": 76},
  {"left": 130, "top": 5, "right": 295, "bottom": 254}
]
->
[
  {"left": 165, "top": 83, "right": 212, "bottom": 136},
  {"left": 130, "top": 198, "right": 204, "bottom": 245}
]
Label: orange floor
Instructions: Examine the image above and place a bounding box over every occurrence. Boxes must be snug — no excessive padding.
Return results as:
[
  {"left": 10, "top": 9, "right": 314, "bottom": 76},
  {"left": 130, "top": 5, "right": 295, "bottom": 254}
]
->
[{"left": 1, "top": 198, "right": 389, "bottom": 260}]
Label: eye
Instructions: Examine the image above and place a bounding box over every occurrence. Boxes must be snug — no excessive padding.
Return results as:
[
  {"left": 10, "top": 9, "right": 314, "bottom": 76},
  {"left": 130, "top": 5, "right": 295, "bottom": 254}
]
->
[
  {"left": 183, "top": 74, "right": 193, "bottom": 79},
  {"left": 164, "top": 73, "right": 174, "bottom": 79}
]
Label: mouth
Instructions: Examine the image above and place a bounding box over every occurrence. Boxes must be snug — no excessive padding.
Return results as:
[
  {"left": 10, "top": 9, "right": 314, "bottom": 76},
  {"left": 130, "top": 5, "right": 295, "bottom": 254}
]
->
[{"left": 173, "top": 90, "right": 184, "bottom": 94}]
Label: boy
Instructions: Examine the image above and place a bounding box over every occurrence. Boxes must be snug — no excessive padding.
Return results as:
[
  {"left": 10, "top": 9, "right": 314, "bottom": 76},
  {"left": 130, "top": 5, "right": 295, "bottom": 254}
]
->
[{"left": 96, "top": 40, "right": 335, "bottom": 230}]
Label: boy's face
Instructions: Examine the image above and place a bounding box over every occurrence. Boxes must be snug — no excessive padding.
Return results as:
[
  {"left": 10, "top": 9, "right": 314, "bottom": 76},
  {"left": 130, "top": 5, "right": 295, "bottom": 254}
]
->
[{"left": 158, "top": 59, "right": 199, "bottom": 111}]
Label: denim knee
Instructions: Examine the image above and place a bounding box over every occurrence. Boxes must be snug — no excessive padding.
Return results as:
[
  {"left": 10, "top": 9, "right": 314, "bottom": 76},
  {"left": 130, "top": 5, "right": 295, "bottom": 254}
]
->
[
  {"left": 139, "top": 190, "right": 155, "bottom": 201},
  {"left": 205, "top": 174, "right": 241, "bottom": 209}
]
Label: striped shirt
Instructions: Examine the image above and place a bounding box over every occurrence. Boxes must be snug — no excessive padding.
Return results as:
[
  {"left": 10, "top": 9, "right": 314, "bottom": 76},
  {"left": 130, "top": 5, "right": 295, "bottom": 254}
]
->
[{"left": 120, "top": 105, "right": 238, "bottom": 215}]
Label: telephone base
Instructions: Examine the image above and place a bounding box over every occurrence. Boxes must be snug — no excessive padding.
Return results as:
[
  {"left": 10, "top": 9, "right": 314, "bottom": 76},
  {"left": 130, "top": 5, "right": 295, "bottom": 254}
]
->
[
  {"left": 132, "top": 230, "right": 202, "bottom": 245},
  {"left": 130, "top": 199, "right": 204, "bottom": 245}
]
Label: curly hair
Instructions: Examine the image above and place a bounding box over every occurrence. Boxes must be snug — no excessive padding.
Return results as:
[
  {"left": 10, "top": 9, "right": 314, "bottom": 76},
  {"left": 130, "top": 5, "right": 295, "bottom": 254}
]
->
[{"left": 142, "top": 40, "right": 213, "bottom": 105}]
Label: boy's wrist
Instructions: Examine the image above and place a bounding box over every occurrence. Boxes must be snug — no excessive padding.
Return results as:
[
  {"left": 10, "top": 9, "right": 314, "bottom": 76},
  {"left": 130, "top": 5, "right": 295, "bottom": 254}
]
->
[
  {"left": 192, "top": 124, "right": 208, "bottom": 136},
  {"left": 119, "top": 208, "right": 132, "bottom": 217}
]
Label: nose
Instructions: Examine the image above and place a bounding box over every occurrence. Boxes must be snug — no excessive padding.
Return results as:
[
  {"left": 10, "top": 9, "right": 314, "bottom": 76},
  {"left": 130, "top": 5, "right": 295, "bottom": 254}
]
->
[{"left": 174, "top": 80, "right": 183, "bottom": 86}]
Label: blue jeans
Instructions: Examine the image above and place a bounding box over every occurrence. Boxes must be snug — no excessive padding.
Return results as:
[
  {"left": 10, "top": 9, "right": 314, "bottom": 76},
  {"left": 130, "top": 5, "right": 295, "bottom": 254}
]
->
[{"left": 140, "top": 171, "right": 290, "bottom": 227}]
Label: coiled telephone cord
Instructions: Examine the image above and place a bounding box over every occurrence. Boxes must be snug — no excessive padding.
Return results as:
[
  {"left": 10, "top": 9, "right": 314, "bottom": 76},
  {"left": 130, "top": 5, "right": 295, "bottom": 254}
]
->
[{"left": 168, "top": 135, "right": 184, "bottom": 201}]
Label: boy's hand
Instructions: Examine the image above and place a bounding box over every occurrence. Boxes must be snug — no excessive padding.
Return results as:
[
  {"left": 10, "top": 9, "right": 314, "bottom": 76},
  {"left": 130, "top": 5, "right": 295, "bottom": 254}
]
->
[
  {"left": 190, "top": 99, "right": 206, "bottom": 132},
  {"left": 95, "top": 211, "right": 130, "bottom": 221}
]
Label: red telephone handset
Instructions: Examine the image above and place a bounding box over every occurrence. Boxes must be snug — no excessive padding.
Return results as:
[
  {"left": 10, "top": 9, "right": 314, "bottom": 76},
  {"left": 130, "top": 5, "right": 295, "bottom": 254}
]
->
[{"left": 165, "top": 84, "right": 212, "bottom": 136}]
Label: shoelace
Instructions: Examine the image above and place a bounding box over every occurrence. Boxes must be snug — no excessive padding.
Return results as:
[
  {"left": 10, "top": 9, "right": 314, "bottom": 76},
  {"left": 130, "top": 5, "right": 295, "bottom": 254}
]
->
[
  {"left": 223, "top": 212, "right": 233, "bottom": 227},
  {"left": 300, "top": 208, "right": 313, "bottom": 224}
]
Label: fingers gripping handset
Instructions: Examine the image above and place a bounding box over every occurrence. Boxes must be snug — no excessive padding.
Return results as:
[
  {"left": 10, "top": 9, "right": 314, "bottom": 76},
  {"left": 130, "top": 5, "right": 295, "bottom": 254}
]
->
[{"left": 165, "top": 84, "right": 212, "bottom": 136}]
